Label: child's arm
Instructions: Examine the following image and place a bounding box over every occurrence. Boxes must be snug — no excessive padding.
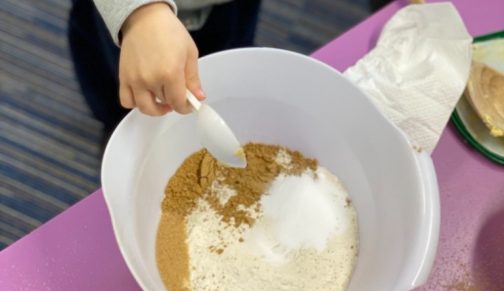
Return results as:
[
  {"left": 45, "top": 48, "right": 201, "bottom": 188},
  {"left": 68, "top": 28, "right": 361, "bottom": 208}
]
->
[
  {"left": 94, "top": 1, "right": 205, "bottom": 116},
  {"left": 93, "top": 0, "right": 178, "bottom": 46}
]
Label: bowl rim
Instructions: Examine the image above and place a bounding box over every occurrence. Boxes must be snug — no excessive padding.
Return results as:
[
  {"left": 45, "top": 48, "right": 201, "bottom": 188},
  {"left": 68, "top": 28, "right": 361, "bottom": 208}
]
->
[{"left": 101, "top": 47, "right": 440, "bottom": 291}]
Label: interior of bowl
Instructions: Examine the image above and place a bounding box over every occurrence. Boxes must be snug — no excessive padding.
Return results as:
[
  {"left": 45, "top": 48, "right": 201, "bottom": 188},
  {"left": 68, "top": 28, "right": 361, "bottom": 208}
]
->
[{"left": 102, "top": 48, "right": 432, "bottom": 291}]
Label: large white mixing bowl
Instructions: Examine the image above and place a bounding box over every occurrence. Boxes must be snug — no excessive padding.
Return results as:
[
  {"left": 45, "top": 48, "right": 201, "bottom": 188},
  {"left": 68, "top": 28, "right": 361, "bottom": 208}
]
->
[{"left": 102, "top": 48, "right": 439, "bottom": 291}]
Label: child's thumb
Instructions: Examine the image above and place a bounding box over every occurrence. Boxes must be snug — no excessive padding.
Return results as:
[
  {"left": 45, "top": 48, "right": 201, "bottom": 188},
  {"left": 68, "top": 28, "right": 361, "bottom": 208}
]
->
[{"left": 185, "top": 57, "right": 206, "bottom": 101}]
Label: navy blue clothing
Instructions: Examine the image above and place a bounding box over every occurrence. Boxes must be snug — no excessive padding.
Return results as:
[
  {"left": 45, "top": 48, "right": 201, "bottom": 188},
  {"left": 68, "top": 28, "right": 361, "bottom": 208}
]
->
[{"left": 68, "top": 0, "right": 261, "bottom": 137}]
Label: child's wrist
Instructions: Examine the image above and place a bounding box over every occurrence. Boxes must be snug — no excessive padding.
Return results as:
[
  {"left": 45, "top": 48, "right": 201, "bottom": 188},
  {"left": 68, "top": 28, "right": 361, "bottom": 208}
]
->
[{"left": 122, "top": 2, "right": 174, "bottom": 39}]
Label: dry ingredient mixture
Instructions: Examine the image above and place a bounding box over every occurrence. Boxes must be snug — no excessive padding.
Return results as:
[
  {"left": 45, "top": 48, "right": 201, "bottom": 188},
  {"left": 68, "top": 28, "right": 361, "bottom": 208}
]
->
[{"left": 156, "top": 143, "right": 358, "bottom": 291}]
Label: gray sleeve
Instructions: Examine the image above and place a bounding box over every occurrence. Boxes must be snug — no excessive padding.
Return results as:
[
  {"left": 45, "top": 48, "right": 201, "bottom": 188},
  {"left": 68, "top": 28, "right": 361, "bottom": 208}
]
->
[{"left": 93, "top": 0, "right": 177, "bottom": 46}]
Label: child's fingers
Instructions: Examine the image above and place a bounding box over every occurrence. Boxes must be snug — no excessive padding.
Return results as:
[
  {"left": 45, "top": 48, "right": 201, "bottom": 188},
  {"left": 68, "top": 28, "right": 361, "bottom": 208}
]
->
[
  {"left": 119, "top": 84, "right": 135, "bottom": 109},
  {"left": 162, "top": 72, "right": 192, "bottom": 114},
  {"left": 133, "top": 86, "right": 171, "bottom": 116},
  {"left": 153, "top": 85, "right": 174, "bottom": 112},
  {"left": 185, "top": 47, "right": 205, "bottom": 101}
]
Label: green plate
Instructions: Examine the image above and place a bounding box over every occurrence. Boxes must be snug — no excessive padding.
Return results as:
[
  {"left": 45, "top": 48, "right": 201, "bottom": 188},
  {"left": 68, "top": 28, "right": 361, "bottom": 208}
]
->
[{"left": 451, "top": 31, "right": 504, "bottom": 165}]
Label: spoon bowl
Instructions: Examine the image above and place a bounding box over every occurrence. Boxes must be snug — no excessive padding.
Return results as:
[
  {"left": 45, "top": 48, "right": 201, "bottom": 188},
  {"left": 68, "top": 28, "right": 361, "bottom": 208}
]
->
[{"left": 187, "top": 91, "right": 247, "bottom": 168}]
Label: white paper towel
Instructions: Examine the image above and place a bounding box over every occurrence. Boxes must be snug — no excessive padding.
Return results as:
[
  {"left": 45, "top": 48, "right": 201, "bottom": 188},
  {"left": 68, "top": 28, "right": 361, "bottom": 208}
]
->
[{"left": 344, "top": 3, "right": 472, "bottom": 153}]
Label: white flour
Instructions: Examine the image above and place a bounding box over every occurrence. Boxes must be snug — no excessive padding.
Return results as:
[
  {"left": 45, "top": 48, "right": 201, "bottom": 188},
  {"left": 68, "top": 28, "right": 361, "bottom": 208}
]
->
[
  {"left": 210, "top": 179, "right": 237, "bottom": 206},
  {"left": 274, "top": 148, "right": 293, "bottom": 169},
  {"left": 185, "top": 161, "right": 359, "bottom": 291}
]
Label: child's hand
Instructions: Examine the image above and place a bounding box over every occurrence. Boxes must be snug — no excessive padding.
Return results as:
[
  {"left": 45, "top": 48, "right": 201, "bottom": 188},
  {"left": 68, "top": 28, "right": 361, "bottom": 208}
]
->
[{"left": 119, "top": 3, "right": 205, "bottom": 116}]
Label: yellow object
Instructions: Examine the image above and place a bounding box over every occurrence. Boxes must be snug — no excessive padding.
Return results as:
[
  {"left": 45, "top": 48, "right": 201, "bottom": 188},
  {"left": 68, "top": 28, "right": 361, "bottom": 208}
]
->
[
  {"left": 483, "top": 115, "right": 504, "bottom": 137},
  {"left": 465, "top": 61, "right": 504, "bottom": 138},
  {"left": 233, "top": 147, "right": 246, "bottom": 160}
]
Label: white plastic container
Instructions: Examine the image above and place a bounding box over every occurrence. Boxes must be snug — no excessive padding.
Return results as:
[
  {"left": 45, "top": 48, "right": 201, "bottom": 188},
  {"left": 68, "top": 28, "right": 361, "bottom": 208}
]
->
[{"left": 102, "top": 48, "right": 439, "bottom": 291}]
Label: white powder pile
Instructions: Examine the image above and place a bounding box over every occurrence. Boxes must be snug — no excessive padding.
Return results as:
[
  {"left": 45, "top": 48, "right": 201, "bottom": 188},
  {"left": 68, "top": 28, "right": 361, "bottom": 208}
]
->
[
  {"left": 275, "top": 148, "right": 293, "bottom": 169},
  {"left": 210, "top": 179, "right": 237, "bottom": 206},
  {"left": 186, "top": 198, "right": 253, "bottom": 289},
  {"left": 242, "top": 167, "right": 358, "bottom": 289},
  {"left": 261, "top": 168, "right": 350, "bottom": 251},
  {"left": 185, "top": 155, "right": 359, "bottom": 291}
]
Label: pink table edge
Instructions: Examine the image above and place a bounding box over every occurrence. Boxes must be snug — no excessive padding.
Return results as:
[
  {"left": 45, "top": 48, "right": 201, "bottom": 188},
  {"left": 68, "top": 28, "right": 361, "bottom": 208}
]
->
[{"left": 2, "top": 0, "right": 504, "bottom": 290}]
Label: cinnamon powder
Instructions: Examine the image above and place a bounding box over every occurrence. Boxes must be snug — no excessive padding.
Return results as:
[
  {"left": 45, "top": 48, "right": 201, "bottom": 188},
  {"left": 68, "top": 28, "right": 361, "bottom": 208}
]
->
[{"left": 156, "top": 143, "right": 317, "bottom": 290}]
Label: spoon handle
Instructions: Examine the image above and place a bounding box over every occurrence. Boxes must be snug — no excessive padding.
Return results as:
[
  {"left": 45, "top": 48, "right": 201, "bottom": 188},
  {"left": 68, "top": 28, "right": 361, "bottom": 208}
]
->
[{"left": 186, "top": 91, "right": 202, "bottom": 111}]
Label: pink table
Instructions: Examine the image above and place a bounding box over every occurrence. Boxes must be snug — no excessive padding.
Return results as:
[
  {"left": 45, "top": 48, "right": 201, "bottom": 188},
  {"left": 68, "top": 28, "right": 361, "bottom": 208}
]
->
[{"left": 1, "top": 0, "right": 504, "bottom": 290}]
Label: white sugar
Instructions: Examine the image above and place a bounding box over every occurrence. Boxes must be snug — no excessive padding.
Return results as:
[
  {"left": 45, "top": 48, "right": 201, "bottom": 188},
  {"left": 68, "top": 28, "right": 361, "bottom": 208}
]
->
[{"left": 255, "top": 167, "right": 351, "bottom": 255}]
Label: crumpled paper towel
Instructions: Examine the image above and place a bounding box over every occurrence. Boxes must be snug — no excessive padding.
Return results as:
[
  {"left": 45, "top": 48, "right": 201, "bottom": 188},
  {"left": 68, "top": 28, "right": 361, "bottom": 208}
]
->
[{"left": 344, "top": 3, "right": 472, "bottom": 153}]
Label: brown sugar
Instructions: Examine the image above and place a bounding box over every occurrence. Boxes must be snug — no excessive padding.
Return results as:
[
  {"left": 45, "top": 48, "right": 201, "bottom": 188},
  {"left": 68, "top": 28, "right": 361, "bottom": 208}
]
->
[
  {"left": 156, "top": 212, "right": 191, "bottom": 291},
  {"left": 161, "top": 143, "right": 316, "bottom": 226},
  {"left": 156, "top": 142, "right": 317, "bottom": 291},
  {"left": 161, "top": 150, "right": 207, "bottom": 217}
]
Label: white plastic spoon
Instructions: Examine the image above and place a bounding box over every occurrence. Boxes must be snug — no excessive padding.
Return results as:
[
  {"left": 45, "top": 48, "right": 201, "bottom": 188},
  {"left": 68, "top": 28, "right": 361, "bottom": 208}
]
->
[{"left": 186, "top": 91, "right": 247, "bottom": 168}]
